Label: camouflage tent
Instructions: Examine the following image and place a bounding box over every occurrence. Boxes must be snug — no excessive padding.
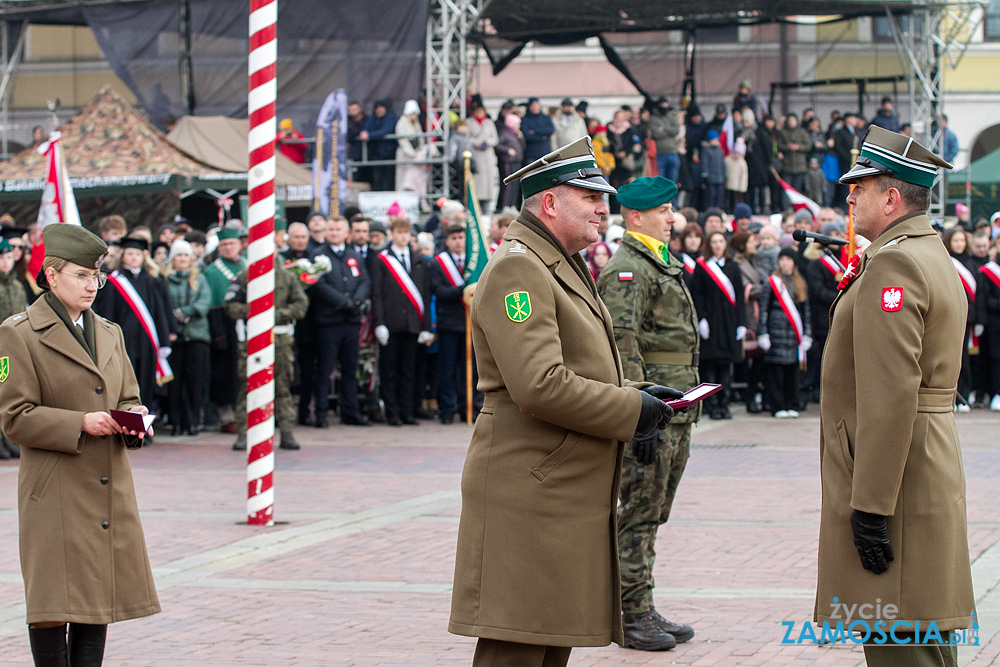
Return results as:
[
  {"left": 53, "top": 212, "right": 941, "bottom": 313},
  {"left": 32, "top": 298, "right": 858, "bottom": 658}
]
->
[{"left": 0, "top": 84, "right": 245, "bottom": 202}]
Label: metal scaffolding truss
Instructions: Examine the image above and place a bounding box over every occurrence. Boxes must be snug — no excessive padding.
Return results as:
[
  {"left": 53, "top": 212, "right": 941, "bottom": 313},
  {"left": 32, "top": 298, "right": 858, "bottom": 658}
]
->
[
  {"left": 888, "top": 1, "right": 987, "bottom": 217},
  {"left": 425, "top": 0, "right": 484, "bottom": 203}
]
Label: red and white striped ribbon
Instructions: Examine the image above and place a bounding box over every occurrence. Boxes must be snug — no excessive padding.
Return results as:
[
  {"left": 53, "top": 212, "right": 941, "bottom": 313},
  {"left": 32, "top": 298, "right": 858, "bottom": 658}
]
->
[{"left": 247, "top": 0, "right": 277, "bottom": 526}]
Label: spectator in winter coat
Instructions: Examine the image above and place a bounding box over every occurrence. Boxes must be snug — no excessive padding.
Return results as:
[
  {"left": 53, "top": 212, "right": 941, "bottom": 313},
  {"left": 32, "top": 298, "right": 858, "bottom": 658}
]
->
[
  {"left": 468, "top": 103, "right": 499, "bottom": 212},
  {"left": 648, "top": 97, "right": 682, "bottom": 183},
  {"left": 777, "top": 113, "right": 811, "bottom": 194},
  {"left": 869, "top": 97, "right": 901, "bottom": 133},
  {"left": 521, "top": 97, "right": 555, "bottom": 162},
  {"left": 701, "top": 130, "right": 726, "bottom": 209},
  {"left": 361, "top": 100, "right": 398, "bottom": 191},
  {"left": 725, "top": 138, "right": 749, "bottom": 210},
  {"left": 551, "top": 97, "right": 589, "bottom": 150}
]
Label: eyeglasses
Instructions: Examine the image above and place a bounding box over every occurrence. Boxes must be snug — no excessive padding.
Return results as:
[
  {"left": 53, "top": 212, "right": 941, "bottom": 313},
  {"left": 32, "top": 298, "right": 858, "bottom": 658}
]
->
[{"left": 59, "top": 270, "right": 107, "bottom": 289}]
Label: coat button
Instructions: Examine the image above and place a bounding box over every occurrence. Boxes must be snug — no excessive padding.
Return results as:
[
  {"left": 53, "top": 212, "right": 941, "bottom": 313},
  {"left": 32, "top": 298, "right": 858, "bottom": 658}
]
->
[
  {"left": 101, "top": 521, "right": 110, "bottom": 529},
  {"left": 95, "top": 386, "right": 104, "bottom": 394},
  {"left": 100, "top": 477, "right": 109, "bottom": 485}
]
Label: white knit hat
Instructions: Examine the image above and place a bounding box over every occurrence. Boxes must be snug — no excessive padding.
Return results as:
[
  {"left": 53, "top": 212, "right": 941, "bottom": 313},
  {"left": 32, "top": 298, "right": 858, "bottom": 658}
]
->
[{"left": 168, "top": 239, "right": 194, "bottom": 262}]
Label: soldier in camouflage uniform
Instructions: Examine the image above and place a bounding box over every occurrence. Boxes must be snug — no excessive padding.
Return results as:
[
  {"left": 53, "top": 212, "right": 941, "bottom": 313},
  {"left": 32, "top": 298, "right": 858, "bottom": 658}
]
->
[
  {"left": 224, "top": 249, "right": 309, "bottom": 451},
  {"left": 0, "top": 237, "right": 25, "bottom": 458},
  {"left": 596, "top": 177, "right": 699, "bottom": 652}
]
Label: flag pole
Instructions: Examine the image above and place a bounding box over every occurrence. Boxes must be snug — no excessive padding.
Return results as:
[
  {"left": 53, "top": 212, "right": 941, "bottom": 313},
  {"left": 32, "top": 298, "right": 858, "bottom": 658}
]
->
[
  {"left": 463, "top": 150, "right": 473, "bottom": 425},
  {"left": 847, "top": 146, "right": 860, "bottom": 258}
]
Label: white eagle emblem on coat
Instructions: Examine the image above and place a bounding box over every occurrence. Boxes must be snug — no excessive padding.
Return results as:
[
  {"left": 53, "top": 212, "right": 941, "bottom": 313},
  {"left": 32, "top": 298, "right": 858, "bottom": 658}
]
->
[{"left": 881, "top": 287, "right": 904, "bottom": 312}]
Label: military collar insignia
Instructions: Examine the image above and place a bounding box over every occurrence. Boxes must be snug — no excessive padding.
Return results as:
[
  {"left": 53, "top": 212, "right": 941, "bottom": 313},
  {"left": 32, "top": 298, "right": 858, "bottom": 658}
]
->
[
  {"left": 509, "top": 241, "right": 527, "bottom": 254},
  {"left": 837, "top": 254, "right": 862, "bottom": 291}
]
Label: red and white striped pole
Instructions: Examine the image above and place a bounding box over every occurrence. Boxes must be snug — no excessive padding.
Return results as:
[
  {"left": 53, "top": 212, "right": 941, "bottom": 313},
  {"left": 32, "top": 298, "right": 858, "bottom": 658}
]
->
[{"left": 246, "top": 0, "right": 277, "bottom": 525}]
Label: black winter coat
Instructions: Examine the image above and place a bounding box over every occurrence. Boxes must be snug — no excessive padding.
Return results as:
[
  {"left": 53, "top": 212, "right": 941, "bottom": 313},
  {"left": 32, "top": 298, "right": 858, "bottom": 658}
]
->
[
  {"left": 307, "top": 245, "right": 370, "bottom": 326},
  {"left": 430, "top": 253, "right": 466, "bottom": 333},
  {"left": 806, "top": 258, "right": 840, "bottom": 338},
  {"left": 691, "top": 257, "right": 746, "bottom": 362},
  {"left": 759, "top": 273, "right": 812, "bottom": 365}
]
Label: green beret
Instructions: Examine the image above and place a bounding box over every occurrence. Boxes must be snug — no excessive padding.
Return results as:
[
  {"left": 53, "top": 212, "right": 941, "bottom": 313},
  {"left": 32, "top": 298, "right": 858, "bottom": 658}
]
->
[
  {"left": 42, "top": 224, "right": 108, "bottom": 269},
  {"left": 0, "top": 238, "right": 10, "bottom": 255},
  {"left": 217, "top": 228, "right": 241, "bottom": 241},
  {"left": 616, "top": 176, "right": 678, "bottom": 211}
]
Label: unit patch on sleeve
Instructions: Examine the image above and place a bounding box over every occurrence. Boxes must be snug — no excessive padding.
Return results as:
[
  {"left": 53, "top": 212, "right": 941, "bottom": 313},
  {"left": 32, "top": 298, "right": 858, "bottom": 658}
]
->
[
  {"left": 881, "top": 286, "right": 904, "bottom": 312},
  {"left": 505, "top": 291, "right": 532, "bottom": 322}
]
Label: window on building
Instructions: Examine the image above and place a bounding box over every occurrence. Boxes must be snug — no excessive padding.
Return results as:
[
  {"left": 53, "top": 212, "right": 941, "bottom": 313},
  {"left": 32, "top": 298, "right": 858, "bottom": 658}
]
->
[
  {"left": 986, "top": 0, "right": 1000, "bottom": 40},
  {"left": 873, "top": 14, "right": 925, "bottom": 43}
]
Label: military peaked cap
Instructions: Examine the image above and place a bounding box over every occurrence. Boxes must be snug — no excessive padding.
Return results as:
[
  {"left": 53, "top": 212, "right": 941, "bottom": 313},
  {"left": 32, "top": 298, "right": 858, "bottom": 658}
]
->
[
  {"left": 840, "top": 125, "right": 952, "bottom": 188},
  {"left": 504, "top": 136, "right": 617, "bottom": 199},
  {"left": 42, "top": 224, "right": 108, "bottom": 269}
]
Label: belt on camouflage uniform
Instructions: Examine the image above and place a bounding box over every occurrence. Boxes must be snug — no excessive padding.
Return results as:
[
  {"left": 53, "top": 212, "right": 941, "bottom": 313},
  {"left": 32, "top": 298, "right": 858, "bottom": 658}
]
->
[
  {"left": 644, "top": 350, "right": 699, "bottom": 366},
  {"left": 273, "top": 324, "right": 295, "bottom": 336}
]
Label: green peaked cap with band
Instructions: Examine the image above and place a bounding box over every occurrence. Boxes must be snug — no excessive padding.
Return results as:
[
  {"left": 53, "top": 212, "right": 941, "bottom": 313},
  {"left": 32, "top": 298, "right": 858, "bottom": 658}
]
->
[
  {"left": 504, "top": 136, "right": 617, "bottom": 199},
  {"left": 42, "top": 223, "right": 108, "bottom": 269},
  {"left": 839, "top": 125, "right": 952, "bottom": 188}
]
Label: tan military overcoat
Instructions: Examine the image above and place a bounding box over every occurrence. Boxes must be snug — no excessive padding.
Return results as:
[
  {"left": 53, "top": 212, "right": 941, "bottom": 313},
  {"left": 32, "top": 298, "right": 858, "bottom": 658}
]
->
[
  {"left": 449, "top": 213, "right": 644, "bottom": 647},
  {"left": 816, "top": 213, "right": 975, "bottom": 631},
  {"left": 0, "top": 296, "right": 160, "bottom": 625}
]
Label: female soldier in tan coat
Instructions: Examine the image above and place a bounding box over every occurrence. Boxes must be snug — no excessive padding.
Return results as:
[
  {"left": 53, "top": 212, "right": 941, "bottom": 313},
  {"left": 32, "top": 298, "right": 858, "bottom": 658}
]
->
[{"left": 0, "top": 224, "right": 159, "bottom": 666}]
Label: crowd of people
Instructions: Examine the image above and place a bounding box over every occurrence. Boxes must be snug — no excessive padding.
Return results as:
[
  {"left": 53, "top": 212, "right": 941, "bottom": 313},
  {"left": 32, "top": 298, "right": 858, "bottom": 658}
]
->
[{"left": 346, "top": 82, "right": 961, "bottom": 220}]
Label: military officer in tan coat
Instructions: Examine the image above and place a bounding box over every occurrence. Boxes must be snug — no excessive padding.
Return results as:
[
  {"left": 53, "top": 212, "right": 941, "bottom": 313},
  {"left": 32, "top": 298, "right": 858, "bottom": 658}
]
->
[
  {"left": 449, "top": 137, "right": 682, "bottom": 667},
  {"left": 0, "top": 224, "right": 160, "bottom": 666},
  {"left": 817, "top": 126, "right": 975, "bottom": 667}
]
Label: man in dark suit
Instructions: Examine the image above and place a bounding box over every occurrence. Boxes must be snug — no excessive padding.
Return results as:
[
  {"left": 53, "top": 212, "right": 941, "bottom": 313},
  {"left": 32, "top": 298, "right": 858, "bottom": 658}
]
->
[
  {"left": 349, "top": 216, "right": 376, "bottom": 276},
  {"left": 305, "top": 212, "right": 329, "bottom": 254},
  {"left": 430, "top": 224, "right": 471, "bottom": 424},
  {"left": 372, "top": 216, "right": 433, "bottom": 425},
  {"left": 306, "top": 216, "right": 371, "bottom": 427}
]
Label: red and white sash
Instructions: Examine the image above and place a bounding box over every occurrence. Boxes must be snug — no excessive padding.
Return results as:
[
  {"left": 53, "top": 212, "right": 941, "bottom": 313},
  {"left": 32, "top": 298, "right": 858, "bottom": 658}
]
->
[
  {"left": 379, "top": 249, "right": 424, "bottom": 319},
  {"left": 106, "top": 270, "right": 173, "bottom": 384},
  {"left": 697, "top": 256, "right": 736, "bottom": 307},
  {"left": 819, "top": 255, "right": 843, "bottom": 280},
  {"left": 981, "top": 261, "right": 1000, "bottom": 291},
  {"left": 682, "top": 253, "right": 696, "bottom": 274},
  {"left": 435, "top": 252, "right": 463, "bottom": 288},
  {"left": 952, "top": 257, "right": 977, "bottom": 302},
  {"left": 768, "top": 274, "right": 806, "bottom": 362}
]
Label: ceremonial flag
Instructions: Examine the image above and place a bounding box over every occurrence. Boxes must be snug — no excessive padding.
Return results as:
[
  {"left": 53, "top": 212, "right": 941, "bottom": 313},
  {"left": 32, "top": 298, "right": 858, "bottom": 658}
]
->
[
  {"left": 720, "top": 112, "right": 735, "bottom": 157},
  {"left": 312, "top": 88, "right": 347, "bottom": 216},
  {"left": 30, "top": 132, "right": 81, "bottom": 279},
  {"left": 772, "top": 168, "right": 820, "bottom": 219},
  {"left": 462, "top": 162, "right": 490, "bottom": 305}
]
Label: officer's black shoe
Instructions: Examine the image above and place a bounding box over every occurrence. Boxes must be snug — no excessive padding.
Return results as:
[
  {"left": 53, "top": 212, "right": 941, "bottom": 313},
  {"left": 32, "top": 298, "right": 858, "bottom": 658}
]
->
[
  {"left": 186, "top": 427, "right": 199, "bottom": 437},
  {"left": 297, "top": 413, "right": 311, "bottom": 427},
  {"left": 720, "top": 406, "right": 732, "bottom": 419},
  {"left": 387, "top": 417, "right": 403, "bottom": 427},
  {"left": 401, "top": 417, "right": 419, "bottom": 426},
  {"left": 414, "top": 409, "right": 435, "bottom": 420},
  {"left": 232, "top": 436, "right": 247, "bottom": 451},
  {"left": 622, "top": 611, "right": 677, "bottom": 651},
  {"left": 709, "top": 409, "right": 724, "bottom": 420},
  {"left": 440, "top": 414, "right": 454, "bottom": 424},
  {"left": 314, "top": 415, "right": 328, "bottom": 429},
  {"left": 341, "top": 414, "right": 371, "bottom": 427},
  {"left": 649, "top": 607, "right": 694, "bottom": 643},
  {"left": 279, "top": 432, "right": 300, "bottom": 450}
]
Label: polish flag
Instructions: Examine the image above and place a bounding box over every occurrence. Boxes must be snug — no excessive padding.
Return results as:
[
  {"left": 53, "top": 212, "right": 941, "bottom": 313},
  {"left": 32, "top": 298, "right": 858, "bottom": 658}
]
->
[
  {"left": 29, "top": 132, "right": 81, "bottom": 278},
  {"left": 776, "top": 173, "right": 820, "bottom": 219},
  {"left": 719, "top": 113, "right": 735, "bottom": 157}
]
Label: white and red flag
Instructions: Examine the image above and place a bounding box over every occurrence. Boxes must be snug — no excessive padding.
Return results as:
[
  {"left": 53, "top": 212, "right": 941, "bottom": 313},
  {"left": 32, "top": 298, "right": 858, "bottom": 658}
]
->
[
  {"left": 30, "top": 132, "right": 81, "bottom": 278},
  {"left": 776, "top": 174, "right": 821, "bottom": 219},
  {"left": 719, "top": 113, "right": 735, "bottom": 157}
]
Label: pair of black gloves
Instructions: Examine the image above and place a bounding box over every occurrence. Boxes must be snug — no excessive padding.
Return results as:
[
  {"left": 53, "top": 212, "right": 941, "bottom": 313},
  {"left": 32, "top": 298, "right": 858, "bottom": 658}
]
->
[{"left": 631, "top": 386, "right": 683, "bottom": 465}]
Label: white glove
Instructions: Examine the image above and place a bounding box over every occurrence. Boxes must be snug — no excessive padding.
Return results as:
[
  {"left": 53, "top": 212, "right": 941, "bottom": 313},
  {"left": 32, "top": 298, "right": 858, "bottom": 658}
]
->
[
  {"left": 699, "top": 318, "right": 710, "bottom": 340},
  {"left": 375, "top": 325, "right": 389, "bottom": 346},
  {"left": 801, "top": 335, "right": 813, "bottom": 352},
  {"left": 736, "top": 326, "right": 747, "bottom": 341},
  {"left": 758, "top": 333, "right": 771, "bottom": 352},
  {"left": 974, "top": 324, "right": 984, "bottom": 338},
  {"left": 417, "top": 331, "right": 435, "bottom": 345}
]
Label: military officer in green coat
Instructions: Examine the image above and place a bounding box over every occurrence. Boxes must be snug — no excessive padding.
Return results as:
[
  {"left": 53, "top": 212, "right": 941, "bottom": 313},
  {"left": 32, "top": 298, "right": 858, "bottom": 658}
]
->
[
  {"left": 203, "top": 228, "right": 247, "bottom": 431},
  {"left": 224, "top": 229, "right": 309, "bottom": 451},
  {"left": 597, "top": 176, "right": 699, "bottom": 652}
]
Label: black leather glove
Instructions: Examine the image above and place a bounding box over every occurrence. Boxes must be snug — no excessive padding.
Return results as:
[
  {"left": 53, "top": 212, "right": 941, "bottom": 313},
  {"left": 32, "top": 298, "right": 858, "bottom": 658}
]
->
[
  {"left": 631, "top": 431, "right": 661, "bottom": 465},
  {"left": 850, "top": 509, "right": 894, "bottom": 574},
  {"left": 634, "top": 385, "right": 682, "bottom": 436}
]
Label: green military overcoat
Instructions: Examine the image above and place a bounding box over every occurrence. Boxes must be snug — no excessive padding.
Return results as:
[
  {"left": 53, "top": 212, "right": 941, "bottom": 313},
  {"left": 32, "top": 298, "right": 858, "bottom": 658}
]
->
[
  {"left": 0, "top": 297, "right": 160, "bottom": 625},
  {"left": 816, "top": 213, "right": 975, "bottom": 631},
  {"left": 449, "top": 213, "right": 645, "bottom": 647}
]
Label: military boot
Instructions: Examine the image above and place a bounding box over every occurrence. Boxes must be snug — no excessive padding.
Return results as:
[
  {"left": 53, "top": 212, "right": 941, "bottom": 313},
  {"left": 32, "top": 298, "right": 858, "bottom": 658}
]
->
[
  {"left": 232, "top": 436, "right": 247, "bottom": 451},
  {"left": 279, "top": 431, "right": 300, "bottom": 450},
  {"left": 622, "top": 611, "right": 677, "bottom": 651},
  {"left": 649, "top": 606, "right": 694, "bottom": 643}
]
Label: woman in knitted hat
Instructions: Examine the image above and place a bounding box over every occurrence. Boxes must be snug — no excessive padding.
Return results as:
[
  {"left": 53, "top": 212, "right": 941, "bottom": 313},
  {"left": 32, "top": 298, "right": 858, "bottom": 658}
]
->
[{"left": 0, "top": 223, "right": 159, "bottom": 665}]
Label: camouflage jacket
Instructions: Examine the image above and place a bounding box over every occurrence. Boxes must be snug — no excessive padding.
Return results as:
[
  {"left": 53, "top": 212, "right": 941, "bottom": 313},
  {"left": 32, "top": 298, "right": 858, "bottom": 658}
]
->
[
  {"left": 223, "top": 256, "right": 309, "bottom": 327},
  {"left": 597, "top": 233, "right": 700, "bottom": 423},
  {"left": 0, "top": 271, "right": 26, "bottom": 322}
]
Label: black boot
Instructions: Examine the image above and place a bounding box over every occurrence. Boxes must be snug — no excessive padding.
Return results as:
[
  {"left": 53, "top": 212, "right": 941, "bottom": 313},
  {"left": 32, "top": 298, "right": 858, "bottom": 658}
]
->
[
  {"left": 68, "top": 623, "right": 107, "bottom": 667},
  {"left": 28, "top": 624, "right": 68, "bottom": 667},
  {"left": 649, "top": 606, "right": 695, "bottom": 643},
  {"left": 622, "top": 611, "right": 677, "bottom": 651},
  {"left": 279, "top": 431, "right": 300, "bottom": 450}
]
